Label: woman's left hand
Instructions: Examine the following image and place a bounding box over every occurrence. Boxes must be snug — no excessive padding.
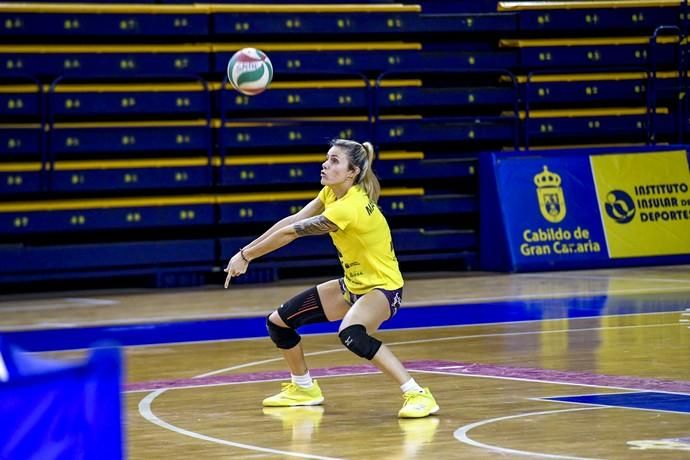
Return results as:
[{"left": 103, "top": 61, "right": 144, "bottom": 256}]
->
[{"left": 224, "top": 251, "right": 249, "bottom": 288}]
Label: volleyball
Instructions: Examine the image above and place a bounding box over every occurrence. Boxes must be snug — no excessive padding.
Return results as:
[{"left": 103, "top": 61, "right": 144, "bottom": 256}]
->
[{"left": 226, "top": 48, "right": 273, "bottom": 96}]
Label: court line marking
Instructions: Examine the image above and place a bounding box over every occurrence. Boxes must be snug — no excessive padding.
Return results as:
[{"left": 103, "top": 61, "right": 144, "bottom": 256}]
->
[
  {"left": 138, "top": 320, "right": 686, "bottom": 458},
  {"left": 4, "top": 287, "right": 689, "bottom": 330},
  {"left": 530, "top": 396, "right": 690, "bottom": 416},
  {"left": 531, "top": 391, "right": 622, "bottom": 399},
  {"left": 453, "top": 406, "right": 606, "bottom": 460},
  {"left": 518, "top": 272, "right": 690, "bottom": 284},
  {"left": 172, "top": 320, "right": 683, "bottom": 380},
  {"left": 381, "top": 320, "right": 683, "bottom": 349},
  {"left": 138, "top": 390, "right": 343, "bottom": 460},
  {"left": 0, "top": 297, "right": 119, "bottom": 313},
  {"left": 126, "top": 370, "right": 381, "bottom": 394},
  {"left": 117, "top": 310, "right": 684, "bottom": 353},
  {"left": 403, "top": 285, "right": 690, "bottom": 306},
  {"left": 138, "top": 348, "right": 358, "bottom": 459},
  {"left": 130, "top": 319, "right": 683, "bottom": 389},
  {"left": 408, "top": 368, "right": 690, "bottom": 395}
]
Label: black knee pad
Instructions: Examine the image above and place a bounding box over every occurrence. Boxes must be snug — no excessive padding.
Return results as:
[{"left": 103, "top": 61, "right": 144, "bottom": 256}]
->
[
  {"left": 266, "top": 315, "right": 301, "bottom": 349},
  {"left": 278, "top": 286, "right": 328, "bottom": 329},
  {"left": 338, "top": 324, "right": 381, "bottom": 360}
]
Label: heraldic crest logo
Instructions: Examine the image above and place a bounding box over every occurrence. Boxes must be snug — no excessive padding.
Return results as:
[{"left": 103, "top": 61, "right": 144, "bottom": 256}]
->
[{"left": 534, "top": 165, "right": 566, "bottom": 223}]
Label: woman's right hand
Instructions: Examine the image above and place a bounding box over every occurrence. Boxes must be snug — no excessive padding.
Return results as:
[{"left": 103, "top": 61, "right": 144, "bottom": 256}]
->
[{"left": 223, "top": 251, "right": 249, "bottom": 288}]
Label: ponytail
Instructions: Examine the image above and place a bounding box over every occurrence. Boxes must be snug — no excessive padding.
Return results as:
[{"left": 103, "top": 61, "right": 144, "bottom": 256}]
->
[
  {"left": 359, "top": 142, "right": 381, "bottom": 203},
  {"left": 329, "top": 139, "right": 381, "bottom": 203}
]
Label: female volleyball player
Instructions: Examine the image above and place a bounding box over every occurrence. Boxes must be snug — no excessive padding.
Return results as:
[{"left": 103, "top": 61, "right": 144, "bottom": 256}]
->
[{"left": 224, "top": 139, "right": 438, "bottom": 418}]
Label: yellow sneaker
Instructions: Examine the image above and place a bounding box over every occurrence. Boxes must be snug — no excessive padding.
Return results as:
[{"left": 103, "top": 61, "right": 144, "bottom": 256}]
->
[
  {"left": 398, "top": 388, "right": 439, "bottom": 418},
  {"left": 262, "top": 380, "right": 324, "bottom": 407}
]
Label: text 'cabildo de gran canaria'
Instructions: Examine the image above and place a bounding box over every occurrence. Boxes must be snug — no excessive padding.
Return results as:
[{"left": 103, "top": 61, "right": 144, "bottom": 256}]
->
[{"left": 520, "top": 226, "right": 601, "bottom": 256}]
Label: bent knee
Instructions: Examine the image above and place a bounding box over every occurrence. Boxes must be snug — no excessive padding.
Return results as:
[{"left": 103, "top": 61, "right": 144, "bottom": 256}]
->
[
  {"left": 338, "top": 324, "right": 381, "bottom": 360},
  {"left": 268, "top": 310, "right": 288, "bottom": 327},
  {"left": 266, "top": 315, "right": 300, "bottom": 349}
]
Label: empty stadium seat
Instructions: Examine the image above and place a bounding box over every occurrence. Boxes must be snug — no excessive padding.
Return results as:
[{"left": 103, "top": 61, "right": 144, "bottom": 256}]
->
[
  {"left": 0, "top": 162, "right": 42, "bottom": 195},
  {"left": 0, "top": 195, "right": 216, "bottom": 235},
  {"left": 50, "top": 158, "right": 212, "bottom": 192},
  {"left": 0, "top": 44, "right": 210, "bottom": 78},
  {"left": 499, "top": 0, "right": 684, "bottom": 32},
  {"left": 0, "top": 84, "right": 41, "bottom": 119},
  {"left": 216, "top": 79, "right": 370, "bottom": 115},
  {"left": 500, "top": 36, "right": 679, "bottom": 69},
  {"left": 0, "top": 239, "right": 215, "bottom": 283},
  {"left": 215, "top": 117, "right": 370, "bottom": 150},
  {"left": 49, "top": 120, "right": 210, "bottom": 156},
  {"left": 0, "top": 124, "right": 42, "bottom": 158},
  {"left": 519, "top": 107, "right": 672, "bottom": 146},
  {"left": 517, "top": 71, "right": 683, "bottom": 106},
  {"left": 0, "top": 3, "right": 207, "bottom": 37},
  {"left": 210, "top": 3, "right": 420, "bottom": 35},
  {"left": 49, "top": 82, "right": 210, "bottom": 117}
]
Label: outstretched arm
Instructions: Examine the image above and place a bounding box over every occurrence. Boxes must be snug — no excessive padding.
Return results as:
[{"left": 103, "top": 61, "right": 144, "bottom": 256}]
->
[
  {"left": 224, "top": 213, "right": 338, "bottom": 288},
  {"left": 243, "top": 197, "right": 325, "bottom": 251}
]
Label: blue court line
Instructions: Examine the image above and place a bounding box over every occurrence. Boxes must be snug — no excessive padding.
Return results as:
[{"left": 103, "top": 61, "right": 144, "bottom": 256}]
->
[
  {"left": 2, "top": 294, "right": 688, "bottom": 352},
  {"left": 544, "top": 392, "right": 690, "bottom": 414}
]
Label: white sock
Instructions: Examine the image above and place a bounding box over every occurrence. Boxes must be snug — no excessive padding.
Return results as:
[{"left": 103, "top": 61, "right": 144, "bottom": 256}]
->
[
  {"left": 292, "top": 371, "right": 313, "bottom": 389},
  {"left": 400, "top": 378, "right": 424, "bottom": 394}
]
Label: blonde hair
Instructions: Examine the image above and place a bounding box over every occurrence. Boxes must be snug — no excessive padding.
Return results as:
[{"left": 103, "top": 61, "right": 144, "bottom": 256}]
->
[{"left": 330, "top": 139, "right": 381, "bottom": 203}]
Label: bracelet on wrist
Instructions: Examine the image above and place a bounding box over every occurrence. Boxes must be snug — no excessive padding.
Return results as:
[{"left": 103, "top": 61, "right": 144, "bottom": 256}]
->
[{"left": 240, "top": 247, "right": 250, "bottom": 263}]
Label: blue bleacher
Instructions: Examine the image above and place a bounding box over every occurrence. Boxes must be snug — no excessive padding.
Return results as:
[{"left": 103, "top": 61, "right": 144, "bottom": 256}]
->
[
  {"left": 0, "top": 45, "right": 210, "bottom": 78},
  {"left": 377, "top": 152, "right": 476, "bottom": 181},
  {"left": 0, "top": 240, "right": 215, "bottom": 283},
  {"left": 376, "top": 116, "right": 516, "bottom": 146},
  {"left": 49, "top": 82, "right": 210, "bottom": 117},
  {"left": 212, "top": 44, "right": 517, "bottom": 75},
  {"left": 0, "top": 163, "right": 42, "bottom": 195},
  {"left": 522, "top": 107, "right": 672, "bottom": 144},
  {"left": 0, "top": 195, "right": 216, "bottom": 235},
  {"left": 217, "top": 117, "right": 371, "bottom": 149},
  {"left": 217, "top": 80, "right": 369, "bottom": 114},
  {"left": 1, "top": 0, "right": 688, "bottom": 288},
  {"left": 216, "top": 151, "right": 476, "bottom": 187},
  {"left": 0, "top": 124, "right": 42, "bottom": 158},
  {"left": 518, "top": 71, "right": 682, "bottom": 106},
  {"left": 216, "top": 188, "right": 476, "bottom": 224},
  {"left": 50, "top": 120, "right": 210, "bottom": 155},
  {"left": 416, "top": 0, "right": 499, "bottom": 14},
  {"left": 0, "top": 84, "right": 41, "bottom": 118},
  {"left": 500, "top": 36, "right": 679, "bottom": 69},
  {"left": 499, "top": 1, "right": 685, "bottom": 32},
  {"left": 218, "top": 154, "right": 323, "bottom": 187},
  {"left": 0, "top": 4, "right": 207, "bottom": 36},
  {"left": 210, "top": 4, "right": 420, "bottom": 35},
  {"left": 376, "top": 80, "right": 517, "bottom": 109},
  {"left": 219, "top": 226, "right": 477, "bottom": 278},
  {"left": 50, "top": 158, "right": 212, "bottom": 192}
]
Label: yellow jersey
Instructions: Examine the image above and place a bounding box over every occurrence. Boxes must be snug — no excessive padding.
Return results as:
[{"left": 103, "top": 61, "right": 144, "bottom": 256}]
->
[{"left": 317, "top": 185, "right": 404, "bottom": 294}]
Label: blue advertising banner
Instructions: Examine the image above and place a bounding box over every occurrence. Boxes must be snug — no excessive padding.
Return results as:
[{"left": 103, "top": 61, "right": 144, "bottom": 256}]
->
[{"left": 480, "top": 146, "right": 690, "bottom": 271}]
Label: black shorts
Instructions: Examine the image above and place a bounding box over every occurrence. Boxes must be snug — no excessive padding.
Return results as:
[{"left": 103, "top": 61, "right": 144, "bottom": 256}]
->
[{"left": 338, "top": 278, "right": 402, "bottom": 319}]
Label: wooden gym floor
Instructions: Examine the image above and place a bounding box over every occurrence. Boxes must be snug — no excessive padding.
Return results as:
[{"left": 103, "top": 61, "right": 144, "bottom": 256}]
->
[{"left": 1, "top": 265, "right": 689, "bottom": 459}]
